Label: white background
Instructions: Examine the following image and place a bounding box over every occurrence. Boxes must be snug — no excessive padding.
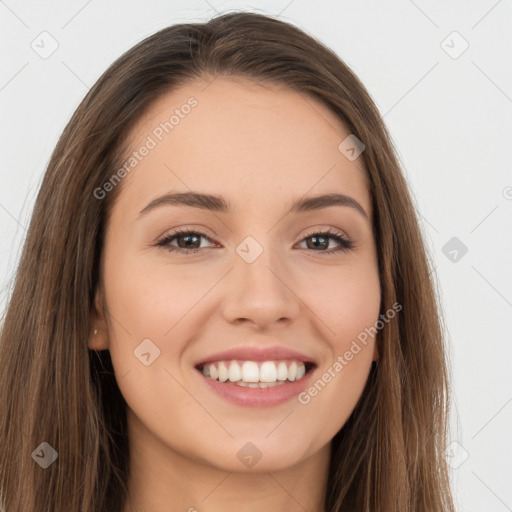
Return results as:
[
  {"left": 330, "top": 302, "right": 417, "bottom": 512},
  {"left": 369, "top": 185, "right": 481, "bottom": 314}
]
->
[{"left": 1, "top": 1, "right": 511, "bottom": 510}]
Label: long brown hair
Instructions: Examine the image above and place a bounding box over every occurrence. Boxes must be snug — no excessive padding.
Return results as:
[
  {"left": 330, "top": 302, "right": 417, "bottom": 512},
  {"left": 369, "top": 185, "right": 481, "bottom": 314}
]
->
[{"left": 0, "top": 11, "right": 455, "bottom": 511}]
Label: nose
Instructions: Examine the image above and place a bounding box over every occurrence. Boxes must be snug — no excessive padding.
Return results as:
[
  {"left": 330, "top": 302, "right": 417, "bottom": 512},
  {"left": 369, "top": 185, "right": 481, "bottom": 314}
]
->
[{"left": 220, "top": 244, "right": 301, "bottom": 330}]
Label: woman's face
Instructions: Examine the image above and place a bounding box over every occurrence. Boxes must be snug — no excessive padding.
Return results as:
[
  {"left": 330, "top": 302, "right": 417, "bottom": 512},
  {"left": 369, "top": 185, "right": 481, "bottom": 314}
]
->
[{"left": 92, "top": 76, "right": 380, "bottom": 473}]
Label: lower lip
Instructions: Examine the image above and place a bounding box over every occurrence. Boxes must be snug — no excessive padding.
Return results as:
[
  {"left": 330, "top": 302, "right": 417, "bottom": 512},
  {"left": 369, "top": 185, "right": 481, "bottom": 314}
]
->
[{"left": 196, "top": 367, "right": 316, "bottom": 408}]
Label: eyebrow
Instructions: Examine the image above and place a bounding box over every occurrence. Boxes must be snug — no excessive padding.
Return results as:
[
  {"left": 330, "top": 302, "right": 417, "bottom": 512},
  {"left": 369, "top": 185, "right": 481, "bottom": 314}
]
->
[{"left": 138, "top": 191, "right": 369, "bottom": 220}]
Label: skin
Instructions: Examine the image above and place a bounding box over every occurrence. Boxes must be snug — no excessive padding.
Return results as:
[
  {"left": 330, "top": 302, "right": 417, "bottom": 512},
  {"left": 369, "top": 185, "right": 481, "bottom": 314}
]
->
[{"left": 90, "top": 76, "right": 381, "bottom": 512}]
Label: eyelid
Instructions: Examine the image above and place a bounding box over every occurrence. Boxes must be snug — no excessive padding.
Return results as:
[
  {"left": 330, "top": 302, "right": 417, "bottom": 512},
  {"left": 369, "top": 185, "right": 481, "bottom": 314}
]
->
[
  {"left": 155, "top": 224, "right": 355, "bottom": 255},
  {"left": 154, "top": 224, "right": 217, "bottom": 243},
  {"left": 300, "top": 225, "right": 350, "bottom": 241}
]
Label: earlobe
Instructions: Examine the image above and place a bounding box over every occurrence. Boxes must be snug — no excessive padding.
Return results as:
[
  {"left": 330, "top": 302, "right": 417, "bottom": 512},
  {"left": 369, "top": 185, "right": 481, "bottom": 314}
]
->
[
  {"left": 372, "top": 341, "right": 379, "bottom": 362},
  {"left": 89, "top": 328, "right": 108, "bottom": 351},
  {"left": 89, "top": 289, "right": 109, "bottom": 350}
]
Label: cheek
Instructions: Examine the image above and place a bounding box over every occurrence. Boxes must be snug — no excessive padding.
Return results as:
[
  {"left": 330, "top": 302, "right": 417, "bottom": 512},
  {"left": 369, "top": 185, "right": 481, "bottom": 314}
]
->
[
  {"left": 100, "top": 249, "right": 192, "bottom": 387},
  {"left": 104, "top": 251, "right": 208, "bottom": 338},
  {"left": 294, "top": 264, "right": 380, "bottom": 424},
  {"left": 305, "top": 261, "right": 381, "bottom": 348},
  {"left": 102, "top": 256, "right": 205, "bottom": 436}
]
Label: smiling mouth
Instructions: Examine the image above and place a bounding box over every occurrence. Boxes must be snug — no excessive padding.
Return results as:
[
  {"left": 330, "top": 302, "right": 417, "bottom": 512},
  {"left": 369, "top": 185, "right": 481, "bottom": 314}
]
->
[{"left": 196, "top": 359, "right": 316, "bottom": 388}]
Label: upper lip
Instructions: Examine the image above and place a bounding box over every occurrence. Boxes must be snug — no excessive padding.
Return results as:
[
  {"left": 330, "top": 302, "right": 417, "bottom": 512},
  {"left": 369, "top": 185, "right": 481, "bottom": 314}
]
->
[{"left": 195, "top": 345, "right": 317, "bottom": 367}]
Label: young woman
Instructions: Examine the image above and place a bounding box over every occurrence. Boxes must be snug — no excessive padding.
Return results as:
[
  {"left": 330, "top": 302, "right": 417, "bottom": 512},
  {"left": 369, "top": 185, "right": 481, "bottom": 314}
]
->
[{"left": 0, "top": 11, "right": 455, "bottom": 512}]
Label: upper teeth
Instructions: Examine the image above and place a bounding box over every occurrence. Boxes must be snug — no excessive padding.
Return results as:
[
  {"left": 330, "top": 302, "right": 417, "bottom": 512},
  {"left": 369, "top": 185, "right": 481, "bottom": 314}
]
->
[{"left": 201, "top": 360, "right": 307, "bottom": 383}]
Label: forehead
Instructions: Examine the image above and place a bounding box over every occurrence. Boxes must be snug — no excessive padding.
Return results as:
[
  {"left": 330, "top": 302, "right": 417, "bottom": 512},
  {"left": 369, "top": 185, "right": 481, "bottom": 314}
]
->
[{"left": 116, "top": 76, "right": 371, "bottom": 218}]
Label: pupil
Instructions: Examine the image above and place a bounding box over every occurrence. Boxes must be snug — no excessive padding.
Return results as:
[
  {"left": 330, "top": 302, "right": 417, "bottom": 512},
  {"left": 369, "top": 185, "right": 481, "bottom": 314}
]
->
[
  {"left": 309, "top": 235, "right": 327, "bottom": 250},
  {"left": 179, "top": 234, "right": 199, "bottom": 249}
]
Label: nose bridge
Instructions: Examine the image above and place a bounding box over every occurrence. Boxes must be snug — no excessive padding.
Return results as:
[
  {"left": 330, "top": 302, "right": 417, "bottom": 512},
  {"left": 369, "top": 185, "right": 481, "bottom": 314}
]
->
[{"left": 221, "top": 233, "right": 300, "bottom": 328}]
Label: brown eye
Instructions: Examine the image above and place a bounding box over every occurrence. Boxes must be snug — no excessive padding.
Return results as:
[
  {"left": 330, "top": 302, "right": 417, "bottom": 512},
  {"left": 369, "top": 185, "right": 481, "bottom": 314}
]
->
[
  {"left": 156, "top": 228, "right": 214, "bottom": 254},
  {"left": 298, "top": 229, "right": 354, "bottom": 254},
  {"left": 155, "top": 227, "right": 354, "bottom": 256}
]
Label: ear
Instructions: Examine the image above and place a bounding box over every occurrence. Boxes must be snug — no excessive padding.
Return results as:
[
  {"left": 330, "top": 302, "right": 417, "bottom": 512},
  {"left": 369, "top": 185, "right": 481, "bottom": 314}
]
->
[
  {"left": 89, "top": 287, "right": 109, "bottom": 351},
  {"left": 372, "top": 339, "right": 379, "bottom": 362}
]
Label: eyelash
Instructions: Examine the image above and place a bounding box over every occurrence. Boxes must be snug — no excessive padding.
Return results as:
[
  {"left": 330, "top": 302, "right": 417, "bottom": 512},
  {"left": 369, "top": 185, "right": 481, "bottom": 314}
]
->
[{"left": 155, "top": 227, "right": 355, "bottom": 256}]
